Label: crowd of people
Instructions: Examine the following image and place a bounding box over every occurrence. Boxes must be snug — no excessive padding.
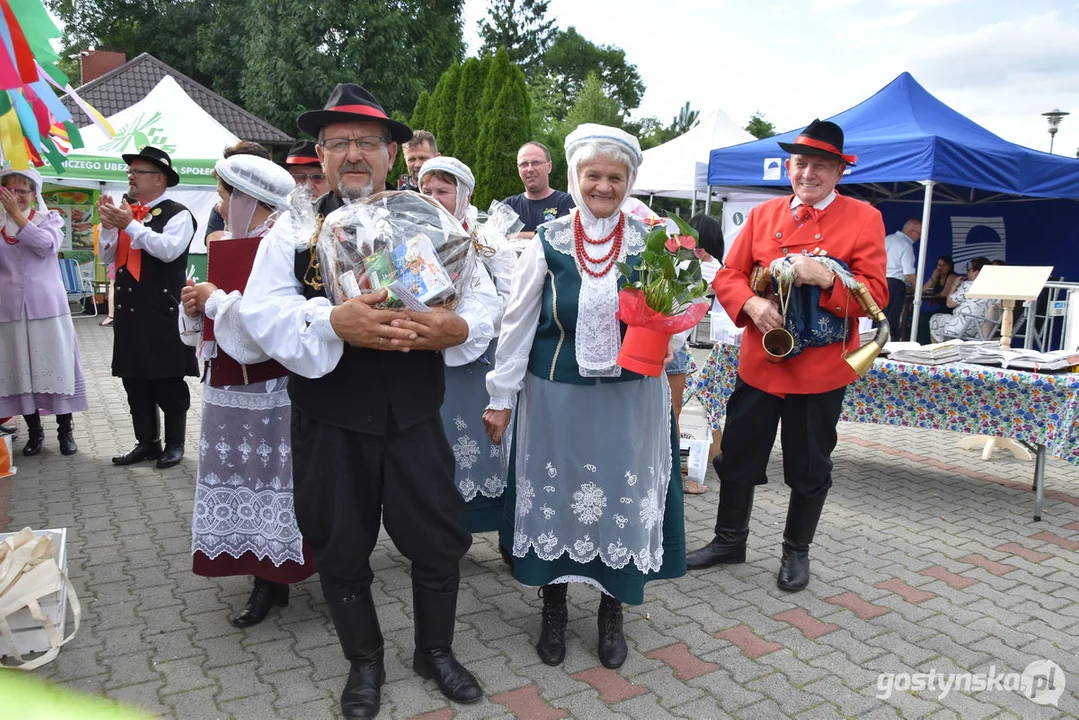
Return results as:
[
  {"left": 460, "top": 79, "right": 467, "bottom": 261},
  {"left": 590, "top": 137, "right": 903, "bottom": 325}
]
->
[{"left": 0, "top": 81, "right": 904, "bottom": 718}]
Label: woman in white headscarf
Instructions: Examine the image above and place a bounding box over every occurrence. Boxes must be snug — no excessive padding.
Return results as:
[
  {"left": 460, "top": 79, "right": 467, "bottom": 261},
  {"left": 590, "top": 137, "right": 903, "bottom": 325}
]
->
[
  {"left": 179, "top": 151, "right": 314, "bottom": 628},
  {"left": 418, "top": 157, "right": 507, "bottom": 534},
  {"left": 483, "top": 125, "right": 685, "bottom": 670},
  {"left": 0, "top": 167, "right": 87, "bottom": 456}
]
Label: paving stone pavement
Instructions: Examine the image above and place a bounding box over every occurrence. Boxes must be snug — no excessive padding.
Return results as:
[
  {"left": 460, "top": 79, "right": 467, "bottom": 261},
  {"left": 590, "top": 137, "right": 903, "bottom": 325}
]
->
[{"left": 3, "top": 322, "right": 1079, "bottom": 719}]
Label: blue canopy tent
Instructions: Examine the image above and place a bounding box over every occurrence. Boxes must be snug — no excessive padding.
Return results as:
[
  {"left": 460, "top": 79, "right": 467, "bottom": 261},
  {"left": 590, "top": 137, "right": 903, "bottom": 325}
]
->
[{"left": 706, "top": 72, "right": 1079, "bottom": 332}]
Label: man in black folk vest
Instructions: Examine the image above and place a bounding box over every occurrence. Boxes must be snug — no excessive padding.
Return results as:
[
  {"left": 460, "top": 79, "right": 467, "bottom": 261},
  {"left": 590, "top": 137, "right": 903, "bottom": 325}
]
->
[
  {"left": 240, "top": 84, "right": 482, "bottom": 719},
  {"left": 98, "top": 147, "right": 198, "bottom": 469}
]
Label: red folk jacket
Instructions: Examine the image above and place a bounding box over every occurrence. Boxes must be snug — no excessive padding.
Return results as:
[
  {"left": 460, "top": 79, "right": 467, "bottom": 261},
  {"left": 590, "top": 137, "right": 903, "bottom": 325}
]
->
[{"left": 713, "top": 193, "right": 887, "bottom": 397}]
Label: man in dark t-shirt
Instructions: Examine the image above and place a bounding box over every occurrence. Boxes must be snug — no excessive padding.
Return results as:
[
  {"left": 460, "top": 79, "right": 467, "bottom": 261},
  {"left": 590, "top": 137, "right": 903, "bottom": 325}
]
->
[{"left": 501, "top": 141, "right": 574, "bottom": 237}]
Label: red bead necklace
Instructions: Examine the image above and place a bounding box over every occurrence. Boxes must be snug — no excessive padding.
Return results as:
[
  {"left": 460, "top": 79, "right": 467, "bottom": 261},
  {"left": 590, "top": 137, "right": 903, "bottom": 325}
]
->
[
  {"left": 2, "top": 209, "right": 35, "bottom": 245},
  {"left": 573, "top": 211, "right": 624, "bottom": 277}
]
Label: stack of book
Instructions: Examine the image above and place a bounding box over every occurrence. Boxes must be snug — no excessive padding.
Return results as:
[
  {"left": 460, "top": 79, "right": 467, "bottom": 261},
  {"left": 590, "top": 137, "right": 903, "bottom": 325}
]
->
[
  {"left": 883, "top": 340, "right": 964, "bottom": 365},
  {"left": 963, "top": 346, "right": 1079, "bottom": 372}
]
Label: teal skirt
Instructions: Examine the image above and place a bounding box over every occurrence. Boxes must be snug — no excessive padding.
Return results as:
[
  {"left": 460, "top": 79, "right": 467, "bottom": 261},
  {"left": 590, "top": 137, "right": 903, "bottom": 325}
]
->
[{"left": 498, "top": 410, "right": 686, "bottom": 605}]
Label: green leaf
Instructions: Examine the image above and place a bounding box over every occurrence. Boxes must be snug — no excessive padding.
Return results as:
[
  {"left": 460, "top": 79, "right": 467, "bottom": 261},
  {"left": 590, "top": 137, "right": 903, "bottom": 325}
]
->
[
  {"left": 645, "top": 227, "right": 667, "bottom": 254},
  {"left": 615, "top": 261, "right": 635, "bottom": 279},
  {"left": 666, "top": 212, "right": 698, "bottom": 239}
]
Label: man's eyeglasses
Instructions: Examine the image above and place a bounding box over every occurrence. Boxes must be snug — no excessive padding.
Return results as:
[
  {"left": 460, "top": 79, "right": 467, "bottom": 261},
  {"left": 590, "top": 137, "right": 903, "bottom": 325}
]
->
[
  {"left": 290, "top": 172, "right": 326, "bottom": 183},
  {"left": 128, "top": 169, "right": 162, "bottom": 177},
  {"left": 320, "top": 136, "right": 389, "bottom": 155},
  {"left": 517, "top": 160, "right": 548, "bottom": 170}
]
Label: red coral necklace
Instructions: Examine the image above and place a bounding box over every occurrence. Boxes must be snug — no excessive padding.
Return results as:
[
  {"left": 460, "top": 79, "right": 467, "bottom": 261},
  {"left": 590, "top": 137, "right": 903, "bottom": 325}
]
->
[
  {"left": 2, "top": 210, "right": 35, "bottom": 245},
  {"left": 573, "top": 211, "right": 623, "bottom": 278}
]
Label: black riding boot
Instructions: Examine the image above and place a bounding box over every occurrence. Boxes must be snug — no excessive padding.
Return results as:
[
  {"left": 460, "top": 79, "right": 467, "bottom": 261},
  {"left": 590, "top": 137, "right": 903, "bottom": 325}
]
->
[
  {"left": 22, "top": 412, "right": 44, "bottom": 456},
  {"left": 412, "top": 587, "right": 482, "bottom": 704},
  {"left": 57, "top": 413, "right": 78, "bottom": 456},
  {"left": 326, "top": 587, "right": 385, "bottom": 720},
  {"left": 535, "top": 584, "right": 568, "bottom": 666},
  {"left": 231, "top": 577, "right": 289, "bottom": 628},
  {"left": 597, "top": 593, "right": 627, "bottom": 669},
  {"left": 156, "top": 413, "right": 186, "bottom": 469},
  {"left": 113, "top": 406, "right": 160, "bottom": 465},
  {"left": 776, "top": 489, "right": 829, "bottom": 592},
  {"left": 686, "top": 479, "right": 755, "bottom": 568}
]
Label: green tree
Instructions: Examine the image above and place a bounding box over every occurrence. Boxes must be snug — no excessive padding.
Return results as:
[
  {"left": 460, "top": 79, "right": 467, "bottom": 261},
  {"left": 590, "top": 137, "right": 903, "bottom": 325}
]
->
[
  {"left": 473, "top": 48, "right": 515, "bottom": 185},
  {"left": 411, "top": 90, "right": 431, "bottom": 130},
  {"left": 452, "top": 57, "right": 489, "bottom": 169},
  {"left": 745, "top": 111, "right": 777, "bottom": 139},
  {"left": 430, "top": 63, "right": 461, "bottom": 156},
  {"left": 670, "top": 101, "right": 699, "bottom": 137},
  {"left": 239, "top": 0, "right": 465, "bottom": 134},
  {"left": 538, "top": 27, "right": 645, "bottom": 122},
  {"left": 389, "top": 110, "right": 410, "bottom": 186},
  {"left": 564, "top": 71, "right": 622, "bottom": 129},
  {"left": 475, "top": 66, "right": 531, "bottom": 209},
  {"left": 477, "top": 0, "right": 555, "bottom": 73}
]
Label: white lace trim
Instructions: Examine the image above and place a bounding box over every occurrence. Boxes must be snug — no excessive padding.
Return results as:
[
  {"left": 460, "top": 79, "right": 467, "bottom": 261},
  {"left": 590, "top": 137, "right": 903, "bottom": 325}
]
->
[
  {"left": 512, "top": 529, "right": 666, "bottom": 573},
  {"left": 204, "top": 381, "right": 290, "bottom": 410},
  {"left": 546, "top": 215, "right": 645, "bottom": 378},
  {"left": 192, "top": 482, "right": 305, "bottom": 566}
]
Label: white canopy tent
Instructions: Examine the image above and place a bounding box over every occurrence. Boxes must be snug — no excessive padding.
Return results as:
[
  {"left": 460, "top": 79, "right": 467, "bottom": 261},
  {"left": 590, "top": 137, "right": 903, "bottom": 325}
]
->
[
  {"left": 42, "top": 75, "right": 240, "bottom": 254},
  {"left": 632, "top": 108, "right": 755, "bottom": 211}
]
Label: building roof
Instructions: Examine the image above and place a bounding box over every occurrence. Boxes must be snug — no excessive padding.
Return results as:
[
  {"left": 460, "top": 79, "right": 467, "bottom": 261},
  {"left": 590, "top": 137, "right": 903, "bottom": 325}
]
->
[{"left": 61, "top": 53, "right": 292, "bottom": 147}]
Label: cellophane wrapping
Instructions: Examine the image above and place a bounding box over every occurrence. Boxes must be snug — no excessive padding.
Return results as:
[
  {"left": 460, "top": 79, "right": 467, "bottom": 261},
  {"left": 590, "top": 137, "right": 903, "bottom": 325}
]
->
[
  {"left": 617, "top": 288, "right": 709, "bottom": 333},
  {"left": 316, "top": 191, "right": 474, "bottom": 307}
]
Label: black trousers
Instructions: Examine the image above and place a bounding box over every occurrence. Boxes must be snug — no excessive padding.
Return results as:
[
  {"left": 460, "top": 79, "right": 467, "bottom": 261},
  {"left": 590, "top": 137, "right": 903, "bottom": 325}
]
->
[
  {"left": 718, "top": 380, "right": 846, "bottom": 498},
  {"left": 121, "top": 377, "right": 190, "bottom": 443},
  {"left": 290, "top": 409, "right": 470, "bottom": 601},
  {"left": 884, "top": 278, "right": 907, "bottom": 341}
]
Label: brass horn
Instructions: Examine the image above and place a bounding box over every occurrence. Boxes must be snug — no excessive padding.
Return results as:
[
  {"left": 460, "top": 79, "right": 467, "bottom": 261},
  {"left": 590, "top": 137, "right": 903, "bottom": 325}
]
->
[{"left": 844, "top": 282, "right": 889, "bottom": 377}]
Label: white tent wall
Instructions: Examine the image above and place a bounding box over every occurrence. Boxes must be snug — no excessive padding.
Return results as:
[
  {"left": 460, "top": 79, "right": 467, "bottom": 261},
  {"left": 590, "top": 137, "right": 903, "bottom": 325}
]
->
[
  {"left": 40, "top": 75, "right": 239, "bottom": 257},
  {"left": 633, "top": 109, "right": 755, "bottom": 200}
]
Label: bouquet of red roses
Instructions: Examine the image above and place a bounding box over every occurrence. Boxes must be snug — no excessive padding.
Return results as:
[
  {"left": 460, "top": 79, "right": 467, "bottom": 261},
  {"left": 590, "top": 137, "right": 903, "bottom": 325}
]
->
[{"left": 614, "top": 214, "right": 711, "bottom": 376}]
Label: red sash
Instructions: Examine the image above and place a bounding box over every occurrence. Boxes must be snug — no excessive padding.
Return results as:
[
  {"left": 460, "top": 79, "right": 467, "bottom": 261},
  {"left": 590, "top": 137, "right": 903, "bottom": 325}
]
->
[
  {"left": 205, "top": 235, "right": 287, "bottom": 387},
  {"left": 115, "top": 204, "right": 150, "bottom": 281}
]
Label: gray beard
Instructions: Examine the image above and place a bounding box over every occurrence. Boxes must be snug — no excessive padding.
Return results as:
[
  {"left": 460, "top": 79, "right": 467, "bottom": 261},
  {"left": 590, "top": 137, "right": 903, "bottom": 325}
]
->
[{"left": 338, "top": 178, "right": 375, "bottom": 201}]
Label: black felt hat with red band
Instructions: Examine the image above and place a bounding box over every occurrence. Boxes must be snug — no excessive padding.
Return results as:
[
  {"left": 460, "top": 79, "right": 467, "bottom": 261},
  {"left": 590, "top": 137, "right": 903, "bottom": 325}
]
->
[
  {"left": 286, "top": 140, "right": 320, "bottom": 166},
  {"left": 777, "top": 119, "right": 857, "bottom": 166},
  {"left": 297, "top": 84, "right": 413, "bottom": 144}
]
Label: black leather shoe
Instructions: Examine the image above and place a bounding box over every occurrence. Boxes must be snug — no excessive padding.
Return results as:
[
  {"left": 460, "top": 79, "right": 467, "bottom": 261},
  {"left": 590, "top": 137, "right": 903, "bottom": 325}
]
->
[
  {"left": 686, "top": 537, "right": 747, "bottom": 568},
  {"left": 413, "top": 648, "right": 483, "bottom": 703},
  {"left": 22, "top": 428, "right": 44, "bottom": 456},
  {"left": 112, "top": 441, "right": 162, "bottom": 465},
  {"left": 535, "top": 584, "right": 568, "bottom": 666},
  {"left": 597, "top": 594, "right": 627, "bottom": 669},
  {"left": 777, "top": 541, "right": 811, "bottom": 592},
  {"left": 156, "top": 445, "right": 184, "bottom": 469},
  {"left": 57, "top": 415, "right": 78, "bottom": 456},
  {"left": 341, "top": 650, "right": 385, "bottom": 719},
  {"left": 232, "top": 579, "right": 289, "bottom": 628}
]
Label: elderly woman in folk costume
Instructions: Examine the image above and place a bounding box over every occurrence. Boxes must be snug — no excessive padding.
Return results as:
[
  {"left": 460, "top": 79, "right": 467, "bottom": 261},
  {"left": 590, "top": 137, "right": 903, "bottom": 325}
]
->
[
  {"left": 0, "top": 167, "right": 87, "bottom": 456},
  {"left": 417, "top": 156, "right": 514, "bottom": 535},
  {"left": 180, "top": 154, "right": 314, "bottom": 628},
  {"left": 483, "top": 125, "right": 686, "bottom": 670}
]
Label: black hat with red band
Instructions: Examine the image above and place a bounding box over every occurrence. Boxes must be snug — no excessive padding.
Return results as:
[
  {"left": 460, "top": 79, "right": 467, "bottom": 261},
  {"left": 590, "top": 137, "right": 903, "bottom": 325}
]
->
[
  {"left": 777, "top": 119, "right": 857, "bottom": 166},
  {"left": 297, "top": 84, "right": 413, "bottom": 144},
  {"left": 286, "top": 140, "right": 321, "bottom": 166}
]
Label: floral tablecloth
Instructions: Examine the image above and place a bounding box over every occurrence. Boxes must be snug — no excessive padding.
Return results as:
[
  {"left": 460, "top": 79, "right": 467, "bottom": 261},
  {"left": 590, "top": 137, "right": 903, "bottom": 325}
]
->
[{"left": 684, "top": 342, "right": 1079, "bottom": 466}]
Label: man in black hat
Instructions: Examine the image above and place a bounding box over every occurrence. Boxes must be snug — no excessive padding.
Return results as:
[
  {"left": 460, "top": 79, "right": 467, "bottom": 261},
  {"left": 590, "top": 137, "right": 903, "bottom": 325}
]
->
[
  {"left": 240, "top": 83, "right": 483, "bottom": 718},
  {"left": 285, "top": 139, "right": 330, "bottom": 199},
  {"left": 686, "top": 120, "right": 887, "bottom": 592},
  {"left": 98, "top": 146, "right": 199, "bottom": 470}
]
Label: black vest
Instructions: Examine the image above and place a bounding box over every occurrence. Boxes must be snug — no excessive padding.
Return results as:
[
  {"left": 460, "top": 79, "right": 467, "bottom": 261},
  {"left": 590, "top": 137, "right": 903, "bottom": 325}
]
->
[
  {"left": 288, "top": 191, "right": 445, "bottom": 435},
  {"left": 112, "top": 198, "right": 199, "bottom": 379}
]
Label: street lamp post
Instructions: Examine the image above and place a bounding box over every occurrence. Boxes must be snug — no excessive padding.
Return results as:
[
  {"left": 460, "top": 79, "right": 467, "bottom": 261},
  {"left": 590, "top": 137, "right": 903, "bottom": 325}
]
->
[{"left": 1042, "top": 109, "right": 1069, "bottom": 154}]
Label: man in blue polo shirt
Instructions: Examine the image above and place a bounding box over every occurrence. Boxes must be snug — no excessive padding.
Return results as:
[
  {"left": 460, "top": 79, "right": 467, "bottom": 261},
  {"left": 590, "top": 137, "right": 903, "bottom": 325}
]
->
[{"left": 501, "top": 141, "right": 574, "bottom": 237}]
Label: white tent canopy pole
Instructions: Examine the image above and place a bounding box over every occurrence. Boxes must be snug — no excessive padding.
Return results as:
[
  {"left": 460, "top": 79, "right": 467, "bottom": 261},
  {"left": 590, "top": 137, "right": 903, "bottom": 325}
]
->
[{"left": 909, "top": 180, "right": 935, "bottom": 336}]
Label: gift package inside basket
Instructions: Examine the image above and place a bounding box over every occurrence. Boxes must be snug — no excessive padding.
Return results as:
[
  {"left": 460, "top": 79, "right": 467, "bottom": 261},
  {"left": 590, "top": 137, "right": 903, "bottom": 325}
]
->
[{"left": 317, "top": 191, "right": 474, "bottom": 309}]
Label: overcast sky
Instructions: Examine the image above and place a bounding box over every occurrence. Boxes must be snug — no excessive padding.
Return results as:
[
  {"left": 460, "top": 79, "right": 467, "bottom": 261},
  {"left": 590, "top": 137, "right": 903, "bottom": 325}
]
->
[{"left": 462, "top": 0, "right": 1079, "bottom": 157}]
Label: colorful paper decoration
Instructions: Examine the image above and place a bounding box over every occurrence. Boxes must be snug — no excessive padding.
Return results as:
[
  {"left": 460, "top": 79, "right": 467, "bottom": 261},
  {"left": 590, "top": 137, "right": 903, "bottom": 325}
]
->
[{"left": 0, "top": 0, "right": 113, "bottom": 171}]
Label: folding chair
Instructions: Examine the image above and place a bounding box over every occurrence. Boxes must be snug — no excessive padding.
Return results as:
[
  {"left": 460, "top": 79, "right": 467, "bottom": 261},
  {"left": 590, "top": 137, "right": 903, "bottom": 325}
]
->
[{"left": 57, "top": 258, "right": 98, "bottom": 319}]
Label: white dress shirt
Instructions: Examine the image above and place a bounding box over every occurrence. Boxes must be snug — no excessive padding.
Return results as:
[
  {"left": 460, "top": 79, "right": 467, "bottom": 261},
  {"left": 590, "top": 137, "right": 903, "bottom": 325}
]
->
[
  {"left": 99, "top": 193, "right": 195, "bottom": 264},
  {"left": 884, "top": 230, "right": 916, "bottom": 282}
]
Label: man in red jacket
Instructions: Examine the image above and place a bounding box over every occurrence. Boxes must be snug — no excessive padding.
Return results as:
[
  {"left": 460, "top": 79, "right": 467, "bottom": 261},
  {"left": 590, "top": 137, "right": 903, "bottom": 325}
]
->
[{"left": 686, "top": 119, "right": 887, "bottom": 592}]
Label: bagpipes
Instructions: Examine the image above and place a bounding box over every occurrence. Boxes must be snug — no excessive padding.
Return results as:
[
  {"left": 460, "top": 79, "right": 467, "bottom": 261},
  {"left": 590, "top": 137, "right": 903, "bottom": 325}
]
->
[{"left": 749, "top": 253, "right": 888, "bottom": 377}]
